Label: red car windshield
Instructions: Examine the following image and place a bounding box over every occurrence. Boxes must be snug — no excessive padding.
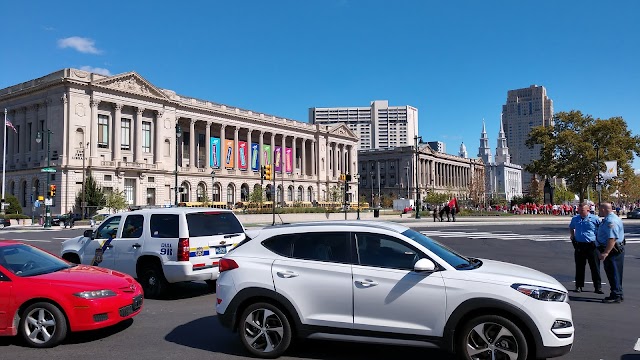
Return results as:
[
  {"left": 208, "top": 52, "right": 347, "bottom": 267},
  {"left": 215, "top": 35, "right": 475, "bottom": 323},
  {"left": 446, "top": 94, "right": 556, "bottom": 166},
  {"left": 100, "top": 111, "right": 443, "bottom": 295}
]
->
[{"left": 0, "top": 244, "right": 72, "bottom": 277}]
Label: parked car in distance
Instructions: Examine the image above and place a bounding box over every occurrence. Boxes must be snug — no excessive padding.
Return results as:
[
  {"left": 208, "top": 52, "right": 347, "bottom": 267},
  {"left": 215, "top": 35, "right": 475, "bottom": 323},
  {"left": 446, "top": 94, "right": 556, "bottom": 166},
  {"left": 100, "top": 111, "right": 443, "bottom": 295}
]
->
[
  {"left": 0, "top": 218, "right": 10, "bottom": 229},
  {"left": 627, "top": 209, "right": 640, "bottom": 219},
  {"left": 91, "top": 213, "right": 109, "bottom": 225},
  {"left": 0, "top": 241, "right": 143, "bottom": 347},
  {"left": 61, "top": 208, "right": 246, "bottom": 298},
  {"left": 216, "top": 221, "right": 574, "bottom": 359}
]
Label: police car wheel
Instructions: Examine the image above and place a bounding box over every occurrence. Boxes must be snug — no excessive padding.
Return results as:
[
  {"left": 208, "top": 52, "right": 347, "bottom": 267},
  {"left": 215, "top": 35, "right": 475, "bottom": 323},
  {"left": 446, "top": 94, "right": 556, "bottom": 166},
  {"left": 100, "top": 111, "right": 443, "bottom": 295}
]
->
[
  {"left": 19, "top": 302, "right": 68, "bottom": 348},
  {"left": 457, "top": 314, "right": 528, "bottom": 360},
  {"left": 139, "top": 263, "right": 168, "bottom": 299}
]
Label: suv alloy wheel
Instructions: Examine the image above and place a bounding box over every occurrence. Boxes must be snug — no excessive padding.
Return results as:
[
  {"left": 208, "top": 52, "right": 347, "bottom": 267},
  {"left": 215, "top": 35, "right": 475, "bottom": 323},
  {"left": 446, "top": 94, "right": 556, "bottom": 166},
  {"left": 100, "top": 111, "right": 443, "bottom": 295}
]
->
[
  {"left": 457, "top": 314, "right": 528, "bottom": 360},
  {"left": 239, "top": 302, "right": 292, "bottom": 358}
]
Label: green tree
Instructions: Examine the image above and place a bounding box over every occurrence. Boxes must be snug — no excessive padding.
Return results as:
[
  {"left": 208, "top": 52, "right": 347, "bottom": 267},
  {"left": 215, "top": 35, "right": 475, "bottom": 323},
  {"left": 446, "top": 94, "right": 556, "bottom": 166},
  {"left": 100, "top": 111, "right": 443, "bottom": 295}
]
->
[
  {"left": 424, "top": 192, "right": 450, "bottom": 206},
  {"left": 528, "top": 177, "right": 543, "bottom": 203},
  {"left": 329, "top": 185, "right": 342, "bottom": 203},
  {"left": 5, "top": 194, "right": 22, "bottom": 214},
  {"left": 74, "top": 174, "right": 105, "bottom": 217},
  {"left": 526, "top": 111, "right": 640, "bottom": 203},
  {"left": 553, "top": 185, "right": 576, "bottom": 204},
  {"left": 104, "top": 188, "right": 128, "bottom": 213},
  {"left": 248, "top": 186, "right": 264, "bottom": 205}
]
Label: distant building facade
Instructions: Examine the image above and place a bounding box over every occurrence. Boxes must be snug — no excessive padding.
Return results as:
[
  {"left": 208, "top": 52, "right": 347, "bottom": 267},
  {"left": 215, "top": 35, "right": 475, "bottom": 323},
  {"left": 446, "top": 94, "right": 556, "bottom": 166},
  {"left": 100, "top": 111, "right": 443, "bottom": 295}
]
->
[
  {"left": 309, "top": 100, "right": 418, "bottom": 150},
  {"left": 427, "top": 141, "right": 445, "bottom": 153},
  {"left": 458, "top": 142, "right": 468, "bottom": 158},
  {"left": 0, "top": 69, "right": 359, "bottom": 215},
  {"left": 358, "top": 145, "right": 484, "bottom": 205},
  {"left": 478, "top": 121, "right": 523, "bottom": 202},
  {"left": 501, "top": 85, "right": 553, "bottom": 189}
]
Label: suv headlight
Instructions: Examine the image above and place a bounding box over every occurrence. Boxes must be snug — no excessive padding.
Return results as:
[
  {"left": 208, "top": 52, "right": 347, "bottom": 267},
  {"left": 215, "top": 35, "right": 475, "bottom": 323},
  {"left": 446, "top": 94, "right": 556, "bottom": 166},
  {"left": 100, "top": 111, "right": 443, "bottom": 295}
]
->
[
  {"left": 511, "top": 284, "right": 567, "bottom": 302},
  {"left": 74, "top": 290, "right": 117, "bottom": 299}
]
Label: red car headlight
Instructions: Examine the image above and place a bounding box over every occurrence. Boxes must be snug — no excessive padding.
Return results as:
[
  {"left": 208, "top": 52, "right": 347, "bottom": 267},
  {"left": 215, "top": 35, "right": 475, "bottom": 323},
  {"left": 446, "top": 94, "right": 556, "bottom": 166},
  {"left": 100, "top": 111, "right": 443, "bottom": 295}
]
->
[{"left": 73, "top": 290, "right": 117, "bottom": 299}]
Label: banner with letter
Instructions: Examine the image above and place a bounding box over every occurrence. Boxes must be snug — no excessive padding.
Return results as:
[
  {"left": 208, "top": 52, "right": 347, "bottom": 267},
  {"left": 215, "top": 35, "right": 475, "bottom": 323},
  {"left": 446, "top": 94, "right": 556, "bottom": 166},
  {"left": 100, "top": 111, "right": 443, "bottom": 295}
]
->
[
  {"left": 238, "top": 141, "right": 248, "bottom": 170},
  {"left": 210, "top": 137, "right": 221, "bottom": 168},
  {"left": 263, "top": 145, "right": 271, "bottom": 166},
  {"left": 274, "top": 146, "right": 282, "bottom": 172},
  {"left": 251, "top": 143, "right": 259, "bottom": 171},
  {"left": 601, "top": 161, "right": 618, "bottom": 180},
  {"left": 225, "top": 140, "right": 234, "bottom": 168},
  {"left": 285, "top": 147, "right": 292, "bottom": 173}
]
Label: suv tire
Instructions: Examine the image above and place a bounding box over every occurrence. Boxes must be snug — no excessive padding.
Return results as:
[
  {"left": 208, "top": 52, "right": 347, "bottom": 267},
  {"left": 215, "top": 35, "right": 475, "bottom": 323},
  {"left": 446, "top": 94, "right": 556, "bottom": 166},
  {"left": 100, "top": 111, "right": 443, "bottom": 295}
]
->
[
  {"left": 456, "top": 314, "right": 528, "bottom": 360},
  {"left": 138, "top": 262, "right": 168, "bottom": 299},
  {"left": 239, "top": 302, "right": 292, "bottom": 358}
]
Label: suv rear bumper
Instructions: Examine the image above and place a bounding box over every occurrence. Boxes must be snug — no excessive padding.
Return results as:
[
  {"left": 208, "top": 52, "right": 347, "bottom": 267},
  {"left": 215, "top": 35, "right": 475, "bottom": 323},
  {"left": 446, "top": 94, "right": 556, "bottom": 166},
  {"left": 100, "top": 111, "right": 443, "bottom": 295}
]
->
[{"left": 163, "top": 262, "right": 219, "bottom": 283}]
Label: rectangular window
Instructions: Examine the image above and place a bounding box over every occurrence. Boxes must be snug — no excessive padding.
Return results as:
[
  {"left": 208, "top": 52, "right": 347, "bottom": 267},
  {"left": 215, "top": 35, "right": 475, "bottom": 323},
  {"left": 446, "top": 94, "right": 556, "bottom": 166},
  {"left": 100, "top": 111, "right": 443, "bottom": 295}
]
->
[
  {"left": 142, "top": 121, "right": 151, "bottom": 153},
  {"left": 121, "top": 119, "right": 131, "bottom": 150},
  {"left": 39, "top": 120, "right": 44, "bottom": 150},
  {"left": 124, "top": 178, "right": 136, "bottom": 205},
  {"left": 98, "top": 114, "right": 109, "bottom": 148},
  {"left": 27, "top": 123, "right": 32, "bottom": 151},
  {"left": 104, "top": 175, "right": 112, "bottom": 181}
]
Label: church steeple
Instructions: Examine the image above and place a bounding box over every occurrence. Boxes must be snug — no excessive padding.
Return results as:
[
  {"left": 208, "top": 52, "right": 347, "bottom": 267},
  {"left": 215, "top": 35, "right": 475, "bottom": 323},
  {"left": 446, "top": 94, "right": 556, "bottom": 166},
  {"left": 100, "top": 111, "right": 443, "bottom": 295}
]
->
[
  {"left": 495, "top": 115, "right": 511, "bottom": 164},
  {"left": 459, "top": 142, "right": 468, "bottom": 158},
  {"left": 478, "top": 119, "right": 492, "bottom": 164}
]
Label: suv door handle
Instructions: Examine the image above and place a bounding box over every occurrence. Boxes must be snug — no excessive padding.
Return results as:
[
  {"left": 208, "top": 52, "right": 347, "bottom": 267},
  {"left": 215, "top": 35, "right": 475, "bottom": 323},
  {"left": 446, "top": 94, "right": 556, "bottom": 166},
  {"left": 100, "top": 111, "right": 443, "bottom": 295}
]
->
[
  {"left": 132, "top": 243, "right": 142, "bottom": 249},
  {"left": 355, "top": 279, "right": 378, "bottom": 287},
  {"left": 276, "top": 271, "right": 299, "bottom": 278}
]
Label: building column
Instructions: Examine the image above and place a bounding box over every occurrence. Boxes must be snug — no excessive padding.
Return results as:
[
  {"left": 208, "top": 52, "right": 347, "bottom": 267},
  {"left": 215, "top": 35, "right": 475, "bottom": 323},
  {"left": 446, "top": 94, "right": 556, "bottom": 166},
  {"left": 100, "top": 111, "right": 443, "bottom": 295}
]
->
[
  {"left": 154, "top": 110, "right": 163, "bottom": 165},
  {"left": 18, "top": 107, "right": 26, "bottom": 163},
  {"left": 259, "top": 131, "right": 264, "bottom": 168},
  {"left": 270, "top": 133, "right": 276, "bottom": 168},
  {"left": 90, "top": 99, "right": 100, "bottom": 161},
  {"left": 30, "top": 104, "right": 38, "bottom": 164},
  {"left": 135, "top": 107, "right": 144, "bottom": 163},
  {"left": 311, "top": 140, "right": 316, "bottom": 176},
  {"left": 234, "top": 126, "right": 239, "bottom": 169},
  {"left": 292, "top": 136, "right": 297, "bottom": 174},
  {"left": 301, "top": 139, "right": 307, "bottom": 176},
  {"left": 189, "top": 119, "right": 196, "bottom": 169},
  {"left": 113, "top": 103, "right": 122, "bottom": 162},
  {"left": 205, "top": 121, "right": 211, "bottom": 170}
]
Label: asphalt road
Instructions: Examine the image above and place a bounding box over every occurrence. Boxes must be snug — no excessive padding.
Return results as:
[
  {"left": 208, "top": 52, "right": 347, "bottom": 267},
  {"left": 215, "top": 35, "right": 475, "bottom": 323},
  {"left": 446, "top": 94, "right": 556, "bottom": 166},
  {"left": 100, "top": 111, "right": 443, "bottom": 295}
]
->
[{"left": 1, "top": 219, "right": 639, "bottom": 360}]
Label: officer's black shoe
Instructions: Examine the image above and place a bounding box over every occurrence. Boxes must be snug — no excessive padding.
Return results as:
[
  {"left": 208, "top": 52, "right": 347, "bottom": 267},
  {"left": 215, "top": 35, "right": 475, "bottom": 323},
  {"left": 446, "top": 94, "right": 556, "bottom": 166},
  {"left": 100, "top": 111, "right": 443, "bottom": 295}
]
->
[
  {"left": 574, "top": 287, "right": 583, "bottom": 293},
  {"left": 602, "top": 296, "right": 622, "bottom": 303},
  {"left": 595, "top": 289, "right": 604, "bottom": 294}
]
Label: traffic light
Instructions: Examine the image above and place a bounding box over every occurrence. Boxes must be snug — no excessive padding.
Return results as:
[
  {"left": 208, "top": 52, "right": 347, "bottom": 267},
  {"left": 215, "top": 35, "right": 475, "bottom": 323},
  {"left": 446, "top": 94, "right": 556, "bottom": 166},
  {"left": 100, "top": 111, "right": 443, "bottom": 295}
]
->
[
  {"left": 346, "top": 174, "right": 351, "bottom": 182},
  {"left": 339, "top": 173, "right": 345, "bottom": 181},
  {"left": 264, "top": 165, "right": 272, "bottom": 181},
  {"left": 49, "top": 184, "right": 56, "bottom": 197},
  {"left": 260, "top": 166, "right": 265, "bottom": 180}
]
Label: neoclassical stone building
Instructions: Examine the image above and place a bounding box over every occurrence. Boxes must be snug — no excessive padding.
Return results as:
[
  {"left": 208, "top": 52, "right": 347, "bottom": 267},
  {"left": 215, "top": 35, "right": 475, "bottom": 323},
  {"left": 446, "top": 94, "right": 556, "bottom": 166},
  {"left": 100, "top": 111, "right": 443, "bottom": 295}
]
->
[
  {"left": 358, "top": 145, "right": 485, "bottom": 205},
  {"left": 0, "top": 68, "right": 358, "bottom": 215}
]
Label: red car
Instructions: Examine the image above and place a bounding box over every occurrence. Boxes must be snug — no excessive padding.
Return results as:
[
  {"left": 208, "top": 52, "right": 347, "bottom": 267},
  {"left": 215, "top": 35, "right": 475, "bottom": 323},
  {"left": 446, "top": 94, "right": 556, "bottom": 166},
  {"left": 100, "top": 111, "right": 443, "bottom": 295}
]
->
[{"left": 0, "top": 241, "right": 143, "bottom": 347}]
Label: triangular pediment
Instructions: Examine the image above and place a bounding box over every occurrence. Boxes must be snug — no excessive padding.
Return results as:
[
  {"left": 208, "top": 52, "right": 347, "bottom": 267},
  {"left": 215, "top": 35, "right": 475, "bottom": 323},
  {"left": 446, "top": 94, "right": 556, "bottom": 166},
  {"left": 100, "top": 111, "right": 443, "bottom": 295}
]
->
[
  {"left": 92, "top": 72, "right": 170, "bottom": 101},
  {"left": 328, "top": 123, "right": 357, "bottom": 139}
]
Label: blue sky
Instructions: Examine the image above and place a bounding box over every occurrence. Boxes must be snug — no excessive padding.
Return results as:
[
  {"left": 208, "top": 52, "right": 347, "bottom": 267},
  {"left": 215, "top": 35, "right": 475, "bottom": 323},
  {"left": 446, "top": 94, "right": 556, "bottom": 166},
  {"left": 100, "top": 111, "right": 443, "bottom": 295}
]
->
[{"left": 2, "top": 0, "right": 639, "bottom": 169}]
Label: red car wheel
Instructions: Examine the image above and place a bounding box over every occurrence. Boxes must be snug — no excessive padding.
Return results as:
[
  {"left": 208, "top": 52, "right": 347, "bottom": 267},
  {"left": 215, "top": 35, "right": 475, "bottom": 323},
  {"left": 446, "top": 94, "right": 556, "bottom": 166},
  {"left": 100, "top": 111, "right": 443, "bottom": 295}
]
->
[{"left": 19, "top": 302, "right": 68, "bottom": 348}]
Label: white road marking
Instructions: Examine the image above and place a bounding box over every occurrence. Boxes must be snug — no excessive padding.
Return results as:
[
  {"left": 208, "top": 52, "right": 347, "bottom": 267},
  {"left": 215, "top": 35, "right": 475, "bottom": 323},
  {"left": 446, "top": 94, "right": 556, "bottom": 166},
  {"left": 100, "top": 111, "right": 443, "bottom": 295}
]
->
[
  {"left": 634, "top": 338, "right": 640, "bottom": 351},
  {"left": 422, "top": 231, "right": 639, "bottom": 244},
  {"left": 1, "top": 239, "right": 51, "bottom": 243}
]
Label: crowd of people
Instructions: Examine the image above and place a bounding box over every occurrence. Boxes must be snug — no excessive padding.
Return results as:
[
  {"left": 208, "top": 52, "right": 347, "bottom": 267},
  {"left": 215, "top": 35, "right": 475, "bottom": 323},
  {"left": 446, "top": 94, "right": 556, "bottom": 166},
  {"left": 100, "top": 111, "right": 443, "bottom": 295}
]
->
[{"left": 474, "top": 201, "right": 640, "bottom": 217}]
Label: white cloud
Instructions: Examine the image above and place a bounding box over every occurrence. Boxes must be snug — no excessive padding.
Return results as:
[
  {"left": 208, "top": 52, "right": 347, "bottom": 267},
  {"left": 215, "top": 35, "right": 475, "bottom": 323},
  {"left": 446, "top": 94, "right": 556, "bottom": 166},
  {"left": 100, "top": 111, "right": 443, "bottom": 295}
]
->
[
  {"left": 57, "top": 37, "right": 102, "bottom": 54},
  {"left": 80, "top": 66, "right": 112, "bottom": 76},
  {"left": 42, "top": 26, "right": 55, "bottom": 31}
]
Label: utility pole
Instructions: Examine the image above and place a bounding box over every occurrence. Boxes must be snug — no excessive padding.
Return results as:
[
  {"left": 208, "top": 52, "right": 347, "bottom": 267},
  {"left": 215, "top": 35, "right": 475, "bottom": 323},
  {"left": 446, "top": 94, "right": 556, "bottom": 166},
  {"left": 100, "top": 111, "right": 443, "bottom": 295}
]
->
[{"left": 415, "top": 135, "right": 423, "bottom": 219}]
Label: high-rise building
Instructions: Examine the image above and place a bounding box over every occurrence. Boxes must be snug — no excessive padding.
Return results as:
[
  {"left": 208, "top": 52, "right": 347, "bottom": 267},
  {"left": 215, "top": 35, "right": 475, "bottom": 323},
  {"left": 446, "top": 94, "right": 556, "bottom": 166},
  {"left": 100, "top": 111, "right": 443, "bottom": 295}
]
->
[
  {"left": 501, "top": 85, "right": 553, "bottom": 189},
  {"left": 309, "top": 100, "right": 418, "bottom": 150},
  {"left": 427, "top": 141, "right": 446, "bottom": 153}
]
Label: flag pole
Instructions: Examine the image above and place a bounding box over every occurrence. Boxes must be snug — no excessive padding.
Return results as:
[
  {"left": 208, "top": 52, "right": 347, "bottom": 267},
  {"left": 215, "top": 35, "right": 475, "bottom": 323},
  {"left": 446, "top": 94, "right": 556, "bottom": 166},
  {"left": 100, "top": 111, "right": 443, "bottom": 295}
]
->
[{"left": 1, "top": 108, "right": 7, "bottom": 214}]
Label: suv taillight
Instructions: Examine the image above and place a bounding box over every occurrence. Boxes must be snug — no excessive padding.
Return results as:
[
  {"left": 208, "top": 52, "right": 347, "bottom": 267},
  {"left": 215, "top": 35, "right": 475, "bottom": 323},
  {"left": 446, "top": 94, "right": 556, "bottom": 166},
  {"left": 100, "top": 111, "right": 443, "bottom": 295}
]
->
[
  {"left": 219, "top": 258, "right": 238, "bottom": 273},
  {"left": 177, "top": 238, "right": 190, "bottom": 261}
]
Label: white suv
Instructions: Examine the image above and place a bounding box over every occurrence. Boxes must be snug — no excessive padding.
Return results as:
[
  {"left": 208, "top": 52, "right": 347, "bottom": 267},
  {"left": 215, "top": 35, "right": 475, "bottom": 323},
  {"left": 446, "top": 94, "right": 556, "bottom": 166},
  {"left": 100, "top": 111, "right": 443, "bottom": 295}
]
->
[
  {"left": 216, "top": 221, "right": 573, "bottom": 359},
  {"left": 61, "top": 208, "right": 245, "bottom": 298}
]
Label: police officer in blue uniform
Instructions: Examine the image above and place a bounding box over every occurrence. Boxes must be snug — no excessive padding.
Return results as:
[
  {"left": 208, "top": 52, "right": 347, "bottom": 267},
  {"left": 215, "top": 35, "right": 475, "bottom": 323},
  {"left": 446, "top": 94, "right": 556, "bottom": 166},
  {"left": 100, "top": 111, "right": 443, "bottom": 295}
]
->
[
  {"left": 597, "top": 202, "right": 625, "bottom": 303},
  {"left": 569, "top": 203, "right": 602, "bottom": 293}
]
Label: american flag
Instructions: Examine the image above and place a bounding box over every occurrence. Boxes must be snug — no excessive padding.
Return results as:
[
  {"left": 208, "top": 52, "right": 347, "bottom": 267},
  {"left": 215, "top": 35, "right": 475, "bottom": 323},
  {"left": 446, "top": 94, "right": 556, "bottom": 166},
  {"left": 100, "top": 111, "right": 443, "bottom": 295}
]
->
[{"left": 5, "top": 119, "right": 17, "bottom": 133}]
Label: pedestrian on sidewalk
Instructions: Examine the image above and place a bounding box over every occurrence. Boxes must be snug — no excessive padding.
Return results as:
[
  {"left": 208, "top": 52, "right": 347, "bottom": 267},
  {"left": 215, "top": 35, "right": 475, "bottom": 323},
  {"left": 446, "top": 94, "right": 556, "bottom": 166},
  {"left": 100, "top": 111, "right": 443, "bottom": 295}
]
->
[{"left": 569, "top": 203, "right": 602, "bottom": 294}]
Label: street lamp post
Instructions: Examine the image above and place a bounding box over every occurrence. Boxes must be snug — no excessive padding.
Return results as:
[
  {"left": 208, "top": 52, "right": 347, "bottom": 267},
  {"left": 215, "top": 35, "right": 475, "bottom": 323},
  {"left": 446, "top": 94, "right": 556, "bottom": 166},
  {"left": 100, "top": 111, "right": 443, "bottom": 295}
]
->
[
  {"left": 414, "top": 135, "right": 423, "bottom": 219},
  {"left": 210, "top": 170, "right": 216, "bottom": 204},
  {"left": 370, "top": 171, "right": 374, "bottom": 208},
  {"left": 405, "top": 165, "right": 410, "bottom": 198},
  {"left": 595, "top": 144, "right": 602, "bottom": 206},
  {"left": 355, "top": 174, "right": 360, "bottom": 220},
  {"left": 81, "top": 141, "right": 88, "bottom": 219},
  {"left": 174, "top": 123, "right": 182, "bottom": 206},
  {"left": 36, "top": 130, "right": 53, "bottom": 228}
]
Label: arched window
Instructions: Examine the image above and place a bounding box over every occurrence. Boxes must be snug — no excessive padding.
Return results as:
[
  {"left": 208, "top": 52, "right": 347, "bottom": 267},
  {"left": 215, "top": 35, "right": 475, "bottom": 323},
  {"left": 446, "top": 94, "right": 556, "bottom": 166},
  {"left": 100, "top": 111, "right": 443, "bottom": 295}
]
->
[
  {"left": 297, "top": 186, "right": 303, "bottom": 202},
  {"left": 10, "top": 181, "right": 15, "bottom": 196},
  {"left": 307, "top": 186, "right": 313, "bottom": 202},
  {"left": 212, "top": 183, "right": 221, "bottom": 202},
  {"left": 180, "top": 181, "right": 190, "bottom": 203},
  {"left": 196, "top": 182, "right": 207, "bottom": 202},
  {"left": 287, "top": 185, "right": 293, "bottom": 202},
  {"left": 227, "top": 184, "right": 235, "bottom": 205},
  {"left": 241, "top": 183, "right": 250, "bottom": 202},
  {"left": 21, "top": 180, "right": 27, "bottom": 207},
  {"left": 265, "top": 184, "right": 272, "bottom": 201},
  {"left": 33, "top": 179, "right": 40, "bottom": 200},
  {"left": 276, "top": 185, "right": 283, "bottom": 206}
]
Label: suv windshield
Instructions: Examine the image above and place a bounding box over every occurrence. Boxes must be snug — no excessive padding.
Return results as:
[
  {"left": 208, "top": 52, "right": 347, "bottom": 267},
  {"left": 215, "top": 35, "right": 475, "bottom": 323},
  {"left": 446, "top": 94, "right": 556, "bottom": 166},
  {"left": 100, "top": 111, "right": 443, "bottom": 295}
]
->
[
  {"left": 401, "top": 229, "right": 474, "bottom": 269},
  {"left": 0, "top": 244, "right": 72, "bottom": 277},
  {"left": 187, "top": 212, "right": 244, "bottom": 237}
]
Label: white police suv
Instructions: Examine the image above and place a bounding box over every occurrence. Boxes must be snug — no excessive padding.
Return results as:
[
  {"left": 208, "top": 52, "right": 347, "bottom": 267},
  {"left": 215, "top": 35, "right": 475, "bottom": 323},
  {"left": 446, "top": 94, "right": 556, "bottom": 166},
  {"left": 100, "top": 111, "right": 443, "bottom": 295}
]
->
[
  {"left": 61, "top": 208, "right": 245, "bottom": 298},
  {"left": 216, "top": 221, "right": 573, "bottom": 359}
]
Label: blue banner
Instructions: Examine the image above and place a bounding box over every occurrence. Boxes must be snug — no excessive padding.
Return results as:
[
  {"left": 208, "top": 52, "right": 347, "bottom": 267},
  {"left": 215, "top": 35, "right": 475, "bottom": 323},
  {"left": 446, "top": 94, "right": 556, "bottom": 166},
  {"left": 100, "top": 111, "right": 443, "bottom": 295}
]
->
[
  {"left": 251, "top": 143, "right": 259, "bottom": 171},
  {"left": 210, "top": 137, "right": 221, "bottom": 168}
]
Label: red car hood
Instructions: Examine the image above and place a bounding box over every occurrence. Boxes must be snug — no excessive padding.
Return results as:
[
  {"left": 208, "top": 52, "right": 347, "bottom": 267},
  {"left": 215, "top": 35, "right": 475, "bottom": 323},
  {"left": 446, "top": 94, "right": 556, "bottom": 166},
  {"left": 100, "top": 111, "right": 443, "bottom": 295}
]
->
[{"left": 30, "top": 265, "right": 135, "bottom": 289}]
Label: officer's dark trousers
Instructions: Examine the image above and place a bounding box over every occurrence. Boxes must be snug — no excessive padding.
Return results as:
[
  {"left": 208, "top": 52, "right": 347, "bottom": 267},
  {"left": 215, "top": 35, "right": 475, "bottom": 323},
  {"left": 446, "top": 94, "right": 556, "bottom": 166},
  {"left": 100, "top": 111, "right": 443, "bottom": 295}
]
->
[
  {"left": 574, "top": 242, "right": 601, "bottom": 289},
  {"left": 603, "top": 248, "right": 624, "bottom": 298}
]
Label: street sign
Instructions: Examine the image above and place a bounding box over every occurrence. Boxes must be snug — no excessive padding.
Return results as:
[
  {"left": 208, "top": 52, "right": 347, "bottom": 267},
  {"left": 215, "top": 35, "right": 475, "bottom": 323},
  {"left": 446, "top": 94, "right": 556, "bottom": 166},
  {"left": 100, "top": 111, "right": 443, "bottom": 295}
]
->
[
  {"left": 44, "top": 198, "right": 53, "bottom": 206},
  {"left": 34, "top": 200, "right": 41, "bottom": 208},
  {"left": 41, "top": 167, "right": 57, "bottom": 173}
]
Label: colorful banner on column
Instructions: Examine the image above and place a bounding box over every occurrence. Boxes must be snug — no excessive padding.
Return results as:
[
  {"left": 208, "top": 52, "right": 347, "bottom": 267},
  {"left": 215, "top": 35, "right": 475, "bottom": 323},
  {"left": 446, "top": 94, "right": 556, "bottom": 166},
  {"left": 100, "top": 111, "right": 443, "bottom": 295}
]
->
[
  {"left": 238, "top": 141, "right": 248, "bottom": 170},
  {"left": 251, "top": 143, "right": 259, "bottom": 171},
  {"left": 263, "top": 145, "right": 271, "bottom": 166},
  {"left": 274, "top": 146, "right": 282, "bottom": 172},
  {"left": 210, "top": 137, "right": 221, "bottom": 168},
  {"left": 225, "top": 139, "right": 234, "bottom": 168},
  {"left": 285, "top": 147, "right": 292, "bottom": 173}
]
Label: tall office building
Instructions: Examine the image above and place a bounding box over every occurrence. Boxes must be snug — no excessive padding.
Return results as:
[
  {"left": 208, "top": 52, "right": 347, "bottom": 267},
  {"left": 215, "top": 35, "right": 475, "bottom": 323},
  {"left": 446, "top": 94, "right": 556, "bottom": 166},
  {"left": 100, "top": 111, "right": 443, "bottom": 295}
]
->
[
  {"left": 310, "top": 100, "right": 418, "bottom": 150},
  {"left": 501, "top": 85, "right": 553, "bottom": 189}
]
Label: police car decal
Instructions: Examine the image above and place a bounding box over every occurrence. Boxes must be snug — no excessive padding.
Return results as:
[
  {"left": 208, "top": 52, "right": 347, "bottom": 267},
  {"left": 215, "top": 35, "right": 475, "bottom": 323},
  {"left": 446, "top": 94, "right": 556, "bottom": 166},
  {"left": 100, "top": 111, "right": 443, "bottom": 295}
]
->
[
  {"left": 189, "top": 246, "right": 210, "bottom": 257},
  {"left": 91, "top": 238, "right": 115, "bottom": 266}
]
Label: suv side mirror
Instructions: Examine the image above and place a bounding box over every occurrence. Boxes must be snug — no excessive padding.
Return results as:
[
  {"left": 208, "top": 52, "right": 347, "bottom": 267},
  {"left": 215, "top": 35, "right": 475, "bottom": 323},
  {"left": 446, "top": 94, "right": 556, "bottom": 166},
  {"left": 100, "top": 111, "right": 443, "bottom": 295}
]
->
[
  {"left": 414, "top": 258, "right": 436, "bottom": 272},
  {"left": 83, "top": 229, "right": 94, "bottom": 239}
]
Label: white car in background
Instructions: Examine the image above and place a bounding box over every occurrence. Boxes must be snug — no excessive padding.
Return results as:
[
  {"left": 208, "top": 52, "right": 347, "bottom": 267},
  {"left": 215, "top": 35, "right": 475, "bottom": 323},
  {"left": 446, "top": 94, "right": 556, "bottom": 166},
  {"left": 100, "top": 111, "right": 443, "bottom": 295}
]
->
[
  {"left": 216, "top": 221, "right": 573, "bottom": 359},
  {"left": 61, "top": 208, "right": 246, "bottom": 298}
]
